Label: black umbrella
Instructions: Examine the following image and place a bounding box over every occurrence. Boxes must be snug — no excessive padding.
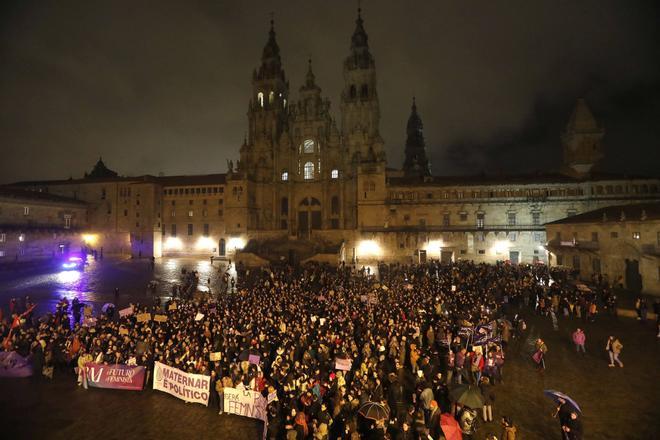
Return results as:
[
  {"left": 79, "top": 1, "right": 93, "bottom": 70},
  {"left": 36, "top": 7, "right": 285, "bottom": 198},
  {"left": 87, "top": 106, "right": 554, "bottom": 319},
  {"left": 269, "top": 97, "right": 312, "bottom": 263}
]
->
[
  {"left": 358, "top": 401, "right": 390, "bottom": 421},
  {"left": 449, "top": 384, "right": 484, "bottom": 409}
]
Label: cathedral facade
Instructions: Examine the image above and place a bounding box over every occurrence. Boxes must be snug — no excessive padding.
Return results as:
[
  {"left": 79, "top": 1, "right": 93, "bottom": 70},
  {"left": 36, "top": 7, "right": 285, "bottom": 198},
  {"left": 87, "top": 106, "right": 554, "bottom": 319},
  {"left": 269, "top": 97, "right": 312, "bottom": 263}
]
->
[{"left": 5, "top": 10, "right": 660, "bottom": 270}]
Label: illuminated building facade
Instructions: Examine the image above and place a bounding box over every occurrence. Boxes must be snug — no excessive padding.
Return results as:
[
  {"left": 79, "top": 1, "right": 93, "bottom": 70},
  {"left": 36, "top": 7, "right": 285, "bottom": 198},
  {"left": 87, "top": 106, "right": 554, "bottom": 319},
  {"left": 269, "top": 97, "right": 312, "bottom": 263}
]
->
[{"left": 5, "top": 10, "right": 660, "bottom": 266}]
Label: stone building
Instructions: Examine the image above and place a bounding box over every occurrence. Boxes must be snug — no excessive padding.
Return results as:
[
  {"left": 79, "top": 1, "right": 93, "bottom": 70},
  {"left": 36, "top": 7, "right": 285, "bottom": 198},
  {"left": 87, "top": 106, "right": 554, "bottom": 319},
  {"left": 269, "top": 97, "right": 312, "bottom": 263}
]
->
[
  {"left": 0, "top": 187, "right": 87, "bottom": 262},
  {"left": 546, "top": 203, "right": 660, "bottom": 295},
  {"left": 6, "top": 9, "right": 660, "bottom": 265}
]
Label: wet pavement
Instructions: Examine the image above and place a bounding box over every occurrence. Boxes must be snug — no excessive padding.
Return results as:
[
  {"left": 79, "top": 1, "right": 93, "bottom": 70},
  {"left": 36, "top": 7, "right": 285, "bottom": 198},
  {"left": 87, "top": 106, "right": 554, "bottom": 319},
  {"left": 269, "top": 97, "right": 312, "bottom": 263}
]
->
[
  {"left": 0, "top": 256, "right": 234, "bottom": 317},
  {"left": 1, "top": 260, "right": 659, "bottom": 439}
]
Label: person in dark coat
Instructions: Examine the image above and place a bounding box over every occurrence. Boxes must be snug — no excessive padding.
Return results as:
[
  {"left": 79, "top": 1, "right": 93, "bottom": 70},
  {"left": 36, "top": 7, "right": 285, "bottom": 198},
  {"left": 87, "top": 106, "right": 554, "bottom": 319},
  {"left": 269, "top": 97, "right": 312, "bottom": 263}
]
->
[
  {"left": 426, "top": 400, "right": 442, "bottom": 440},
  {"left": 562, "top": 411, "right": 583, "bottom": 440}
]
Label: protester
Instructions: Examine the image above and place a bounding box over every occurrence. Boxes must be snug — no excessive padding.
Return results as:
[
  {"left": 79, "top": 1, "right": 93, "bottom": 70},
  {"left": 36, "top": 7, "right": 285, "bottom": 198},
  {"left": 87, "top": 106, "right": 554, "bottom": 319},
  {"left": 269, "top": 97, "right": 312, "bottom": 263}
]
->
[
  {"left": 606, "top": 336, "right": 624, "bottom": 368},
  {"left": 1, "top": 260, "right": 610, "bottom": 439},
  {"left": 572, "top": 328, "right": 586, "bottom": 354}
]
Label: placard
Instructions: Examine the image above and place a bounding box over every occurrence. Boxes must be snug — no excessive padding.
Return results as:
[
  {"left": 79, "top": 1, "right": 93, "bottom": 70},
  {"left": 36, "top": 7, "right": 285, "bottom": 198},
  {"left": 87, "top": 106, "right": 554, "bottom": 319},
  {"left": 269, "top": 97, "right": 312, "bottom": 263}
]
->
[
  {"left": 118, "top": 306, "right": 134, "bottom": 318},
  {"left": 136, "top": 313, "right": 151, "bottom": 322},
  {"left": 223, "top": 387, "right": 268, "bottom": 439},
  {"left": 209, "top": 352, "right": 222, "bottom": 361},
  {"left": 153, "top": 314, "right": 168, "bottom": 322},
  {"left": 195, "top": 313, "right": 204, "bottom": 321},
  {"left": 153, "top": 362, "right": 210, "bottom": 406},
  {"left": 335, "top": 358, "right": 352, "bottom": 371},
  {"left": 168, "top": 303, "right": 177, "bottom": 311}
]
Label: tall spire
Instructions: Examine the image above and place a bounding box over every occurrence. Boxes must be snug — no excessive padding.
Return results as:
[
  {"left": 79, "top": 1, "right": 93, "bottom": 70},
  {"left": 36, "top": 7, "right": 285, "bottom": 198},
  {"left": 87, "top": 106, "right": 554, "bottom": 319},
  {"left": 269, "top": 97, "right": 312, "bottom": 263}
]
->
[
  {"left": 347, "top": 7, "right": 374, "bottom": 69},
  {"left": 403, "top": 97, "right": 430, "bottom": 178},
  {"left": 257, "top": 17, "right": 284, "bottom": 81},
  {"left": 302, "top": 58, "right": 319, "bottom": 91}
]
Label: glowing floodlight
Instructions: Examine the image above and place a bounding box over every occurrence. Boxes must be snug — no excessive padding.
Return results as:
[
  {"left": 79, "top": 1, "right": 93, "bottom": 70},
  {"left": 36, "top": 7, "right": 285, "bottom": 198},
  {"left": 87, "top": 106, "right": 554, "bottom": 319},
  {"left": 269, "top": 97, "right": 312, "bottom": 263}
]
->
[
  {"left": 227, "top": 237, "right": 246, "bottom": 251},
  {"left": 82, "top": 234, "right": 98, "bottom": 245},
  {"left": 425, "top": 240, "right": 443, "bottom": 255},
  {"left": 164, "top": 237, "right": 183, "bottom": 250},
  {"left": 492, "top": 240, "right": 511, "bottom": 255},
  {"left": 357, "top": 240, "right": 381, "bottom": 258},
  {"left": 196, "top": 236, "right": 215, "bottom": 250}
]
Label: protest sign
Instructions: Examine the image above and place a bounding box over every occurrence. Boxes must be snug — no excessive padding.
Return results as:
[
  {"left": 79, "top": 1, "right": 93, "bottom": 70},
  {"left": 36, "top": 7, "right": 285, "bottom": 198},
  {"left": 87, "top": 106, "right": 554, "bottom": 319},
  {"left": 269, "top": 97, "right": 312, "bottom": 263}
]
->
[
  {"left": 119, "top": 327, "right": 129, "bottom": 336},
  {"left": 153, "top": 314, "right": 168, "bottom": 323},
  {"left": 168, "top": 303, "right": 177, "bottom": 311},
  {"left": 209, "top": 352, "right": 222, "bottom": 361},
  {"left": 335, "top": 358, "right": 352, "bottom": 371},
  {"left": 83, "top": 317, "right": 97, "bottom": 327},
  {"left": 451, "top": 285, "right": 457, "bottom": 292},
  {"left": 0, "top": 351, "right": 33, "bottom": 378},
  {"left": 248, "top": 354, "right": 260, "bottom": 365},
  {"left": 195, "top": 313, "right": 204, "bottom": 321},
  {"left": 84, "top": 363, "right": 145, "bottom": 391},
  {"left": 118, "top": 306, "right": 134, "bottom": 318},
  {"left": 136, "top": 313, "right": 151, "bottom": 323},
  {"left": 224, "top": 387, "right": 268, "bottom": 439},
  {"left": 153, "top": 361, "right": 210, "bottom": 406}
]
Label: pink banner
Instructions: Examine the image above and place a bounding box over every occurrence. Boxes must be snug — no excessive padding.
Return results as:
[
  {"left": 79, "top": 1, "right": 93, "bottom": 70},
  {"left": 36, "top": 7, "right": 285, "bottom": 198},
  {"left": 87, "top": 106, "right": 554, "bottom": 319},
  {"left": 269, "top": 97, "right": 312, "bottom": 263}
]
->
[{"left": 84, "top": 362, "right": 145, "bottom": 391}]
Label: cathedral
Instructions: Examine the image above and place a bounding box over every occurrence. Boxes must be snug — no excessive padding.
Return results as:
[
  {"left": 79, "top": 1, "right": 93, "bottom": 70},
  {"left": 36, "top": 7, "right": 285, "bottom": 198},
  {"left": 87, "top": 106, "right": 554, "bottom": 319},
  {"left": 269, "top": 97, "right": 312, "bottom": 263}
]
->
[{"left": 5, "top": 9, "right": 660, "bottom": 269}]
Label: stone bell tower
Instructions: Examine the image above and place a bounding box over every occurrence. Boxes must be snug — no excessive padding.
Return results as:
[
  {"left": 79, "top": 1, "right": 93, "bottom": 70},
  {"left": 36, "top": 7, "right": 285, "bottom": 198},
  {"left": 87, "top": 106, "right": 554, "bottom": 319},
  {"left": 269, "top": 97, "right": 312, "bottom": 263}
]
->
[
  {"left": 340, "top": 8, "right": 385, "bottom": 165},
  {"left": 561, "top": 98, "right": 605, "bottom": 178}
]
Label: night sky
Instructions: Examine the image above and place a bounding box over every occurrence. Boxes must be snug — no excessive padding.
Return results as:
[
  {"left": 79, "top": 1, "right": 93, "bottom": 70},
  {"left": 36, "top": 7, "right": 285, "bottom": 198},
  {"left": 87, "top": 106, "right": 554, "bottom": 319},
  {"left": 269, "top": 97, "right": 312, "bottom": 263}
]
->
[{"left": 1, "top": 0, "right": 659, "bottom": 184}]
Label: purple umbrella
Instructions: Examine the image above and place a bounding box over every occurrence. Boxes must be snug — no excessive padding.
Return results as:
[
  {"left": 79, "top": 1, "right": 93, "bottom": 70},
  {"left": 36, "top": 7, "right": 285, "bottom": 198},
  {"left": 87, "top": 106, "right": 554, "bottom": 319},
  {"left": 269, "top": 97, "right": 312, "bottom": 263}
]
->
[{"left": 544, "top": 390, "right": 581, "bottom": 413}]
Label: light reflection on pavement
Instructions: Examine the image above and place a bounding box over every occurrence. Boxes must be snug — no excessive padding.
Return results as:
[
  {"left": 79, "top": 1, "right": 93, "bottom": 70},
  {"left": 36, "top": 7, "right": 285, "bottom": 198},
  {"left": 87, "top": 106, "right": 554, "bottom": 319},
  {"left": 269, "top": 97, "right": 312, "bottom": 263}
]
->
[{"left": 0, "top": 257, "right": 233, "bottom": 317}]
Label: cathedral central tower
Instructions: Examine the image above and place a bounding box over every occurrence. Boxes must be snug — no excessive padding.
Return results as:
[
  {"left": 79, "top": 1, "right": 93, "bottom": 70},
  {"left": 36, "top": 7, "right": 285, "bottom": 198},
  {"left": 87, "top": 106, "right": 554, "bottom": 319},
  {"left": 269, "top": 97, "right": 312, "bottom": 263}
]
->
[{"left": 340, "top": 8, "right": 385, "bottom": 164}]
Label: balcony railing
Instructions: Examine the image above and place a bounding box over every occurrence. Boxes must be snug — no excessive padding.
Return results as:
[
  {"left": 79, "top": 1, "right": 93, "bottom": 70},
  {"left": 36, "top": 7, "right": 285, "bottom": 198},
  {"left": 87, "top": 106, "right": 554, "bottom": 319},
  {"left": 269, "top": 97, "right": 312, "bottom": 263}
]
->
[{"left": 360, "top": 224, "right": 545, "bottom": 233}]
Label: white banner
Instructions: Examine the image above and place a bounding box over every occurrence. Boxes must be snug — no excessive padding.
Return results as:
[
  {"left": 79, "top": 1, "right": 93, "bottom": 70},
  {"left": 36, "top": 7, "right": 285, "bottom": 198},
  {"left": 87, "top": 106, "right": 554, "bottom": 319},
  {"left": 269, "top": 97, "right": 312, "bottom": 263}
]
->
[
  {"left": 223, "top": 387, "right": 268, "bottom": 439},
  {"left": 153, "top": 361, "right": 210, "bottom": 406}
]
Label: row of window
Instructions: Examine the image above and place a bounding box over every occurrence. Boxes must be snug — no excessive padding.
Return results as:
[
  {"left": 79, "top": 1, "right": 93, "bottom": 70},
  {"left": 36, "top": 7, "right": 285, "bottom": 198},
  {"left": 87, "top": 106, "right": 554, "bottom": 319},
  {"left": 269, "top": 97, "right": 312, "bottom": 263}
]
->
[
  {"left": 396, "top": 212, "right": 538, "bottom": 228},
  {"left": 170, "top": 209, "right": 223, "bottom": 218},
  {"left": 556, "top": 231, "right": 657, "bottom": 243},
  {"left": 281, "top": 166, "right": 339, "bottom": 181},
  {"left": 170, "top": 199, "right": 223, "bottom": 206},
  {"left": 168, "top": 223, "right": 210, "bottom": 237},
  {"left": 390, "top": 188, "right": 588, "bottom": 201},
  {"left": 592, "top": 184, "right": 658, "bottom": 195},
  {"left": 256, "top": 91, "right": 286, "bottom": 108},
  {"left": 164, "top": 187, "right": 224, "bottom": 196}
]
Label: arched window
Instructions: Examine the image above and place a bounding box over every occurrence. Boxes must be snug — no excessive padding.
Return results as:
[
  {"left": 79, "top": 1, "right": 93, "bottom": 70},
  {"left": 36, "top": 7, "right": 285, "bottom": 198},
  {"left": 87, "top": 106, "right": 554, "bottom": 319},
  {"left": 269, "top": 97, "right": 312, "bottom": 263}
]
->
[
  {"left": 360, "top": 84, "right": 369, "bottom": 99},
  {"left": 257, "top": 92, "right": 264, "bottom": 107},
  {"left": 268, "top": 91, "right": 275, "bottom": 104},
  {"left": 303, "top": 139, "right": 315, "bottom": 153},
  {"left": 281, "top": 197, "right": 288, "bottom": 215},
  {"left": 304, "top": 162, "right": 314, "bottom": 180},
  {"left": 281, "top": 171, "right": 288, "bottom": 181},
  {"left": 331, "top": 196, "right": 339, "bottom": 215},
  {"left": 349, "top": 85, "right": 356, "bottom": 99},
  {"left": 331, "top": 169, "right": 339, "bottom": 179}
]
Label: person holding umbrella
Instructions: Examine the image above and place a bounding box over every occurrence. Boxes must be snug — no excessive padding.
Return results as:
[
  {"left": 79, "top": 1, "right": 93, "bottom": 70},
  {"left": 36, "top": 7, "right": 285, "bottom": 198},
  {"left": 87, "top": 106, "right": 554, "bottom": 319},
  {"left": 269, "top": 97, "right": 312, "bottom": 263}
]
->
[{"left": 561, "top": 411, "right": 583, "bottom": 440}]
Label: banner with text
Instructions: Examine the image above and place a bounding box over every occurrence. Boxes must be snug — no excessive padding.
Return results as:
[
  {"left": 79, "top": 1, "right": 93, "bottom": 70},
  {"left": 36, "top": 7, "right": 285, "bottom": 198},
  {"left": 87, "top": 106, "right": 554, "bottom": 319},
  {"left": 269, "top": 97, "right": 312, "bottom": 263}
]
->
[
  {"left": 223, "top": 387, "right": 268, "bottom": 439},
  {"left": 153, "top": 361, "right": 210, "bottom": 406},
  {"left": 84, "top": 362, "right": 145, "bottom": 391}
]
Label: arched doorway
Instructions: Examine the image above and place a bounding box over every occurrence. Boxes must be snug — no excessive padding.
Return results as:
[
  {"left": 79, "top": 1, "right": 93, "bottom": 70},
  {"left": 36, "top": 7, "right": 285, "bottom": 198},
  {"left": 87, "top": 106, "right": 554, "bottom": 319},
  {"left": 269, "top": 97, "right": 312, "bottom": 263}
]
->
[
  {"left": 219, "top": 239, "right": 226, "bottom": 257},
  {"left": 298, "top": 197, "right": 322, "bottom": 238}
]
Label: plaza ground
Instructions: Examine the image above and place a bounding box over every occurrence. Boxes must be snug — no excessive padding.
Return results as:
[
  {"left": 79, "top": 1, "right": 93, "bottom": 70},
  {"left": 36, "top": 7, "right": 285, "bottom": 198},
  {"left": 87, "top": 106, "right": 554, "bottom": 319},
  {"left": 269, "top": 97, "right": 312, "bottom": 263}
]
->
[{"left": 1, "top": 258, "right": 659, "bottom": 439}]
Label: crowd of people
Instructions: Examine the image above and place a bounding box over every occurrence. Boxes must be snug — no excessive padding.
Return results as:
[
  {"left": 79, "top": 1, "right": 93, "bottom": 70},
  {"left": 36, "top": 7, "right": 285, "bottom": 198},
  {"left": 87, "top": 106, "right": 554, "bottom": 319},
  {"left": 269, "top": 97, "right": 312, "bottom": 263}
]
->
[{"left": 1, "top": 258, "right": 644, "bottom": 439}]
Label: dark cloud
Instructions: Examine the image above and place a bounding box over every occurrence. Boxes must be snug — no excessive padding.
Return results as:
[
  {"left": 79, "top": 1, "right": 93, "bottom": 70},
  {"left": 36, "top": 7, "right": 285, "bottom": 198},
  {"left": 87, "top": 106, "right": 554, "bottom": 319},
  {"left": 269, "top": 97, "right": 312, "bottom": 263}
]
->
[{"left": 1, "top": 0, "right": 659, "bottom": 183}]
